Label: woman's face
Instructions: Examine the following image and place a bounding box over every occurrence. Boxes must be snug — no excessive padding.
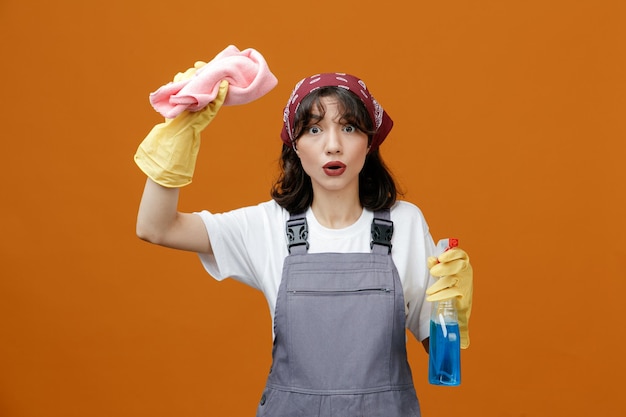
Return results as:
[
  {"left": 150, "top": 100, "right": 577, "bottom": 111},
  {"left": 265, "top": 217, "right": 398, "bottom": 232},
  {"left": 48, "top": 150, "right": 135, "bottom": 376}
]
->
[{"left": 295, "top": 96, "right": 370, "bottom": 197}]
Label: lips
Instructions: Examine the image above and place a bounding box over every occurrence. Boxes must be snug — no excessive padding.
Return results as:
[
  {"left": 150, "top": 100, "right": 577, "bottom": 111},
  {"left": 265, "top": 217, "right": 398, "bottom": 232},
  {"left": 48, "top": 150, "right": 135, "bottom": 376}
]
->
[{"left": 323, "top": 161, "right": 346, "bottom": 176}]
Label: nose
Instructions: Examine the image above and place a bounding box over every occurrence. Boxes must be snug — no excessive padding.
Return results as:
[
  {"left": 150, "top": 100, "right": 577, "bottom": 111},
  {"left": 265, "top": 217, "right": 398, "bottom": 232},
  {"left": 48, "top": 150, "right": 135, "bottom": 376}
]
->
[{"left": 324, "top": 127, "right": 342, "bottom": 154}]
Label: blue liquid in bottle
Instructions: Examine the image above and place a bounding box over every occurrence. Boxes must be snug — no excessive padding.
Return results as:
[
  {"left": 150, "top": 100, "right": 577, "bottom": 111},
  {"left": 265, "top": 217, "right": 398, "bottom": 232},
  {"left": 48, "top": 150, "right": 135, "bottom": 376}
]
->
[{"left": 428, "top": 319, "right": 461, "bottom": 386}]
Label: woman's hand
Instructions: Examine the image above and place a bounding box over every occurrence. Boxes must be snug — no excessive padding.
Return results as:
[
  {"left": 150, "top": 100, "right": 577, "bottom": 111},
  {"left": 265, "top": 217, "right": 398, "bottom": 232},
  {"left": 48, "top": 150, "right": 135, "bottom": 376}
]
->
[{"left": 426, "top": 248, "right": 473, "bottom": 348}]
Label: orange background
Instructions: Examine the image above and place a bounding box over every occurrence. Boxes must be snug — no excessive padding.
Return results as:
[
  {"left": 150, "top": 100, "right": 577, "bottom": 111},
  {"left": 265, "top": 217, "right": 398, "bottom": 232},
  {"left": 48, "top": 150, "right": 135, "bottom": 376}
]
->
[{"left": 1, "top": 0, "right": 624, "bottom": 416}]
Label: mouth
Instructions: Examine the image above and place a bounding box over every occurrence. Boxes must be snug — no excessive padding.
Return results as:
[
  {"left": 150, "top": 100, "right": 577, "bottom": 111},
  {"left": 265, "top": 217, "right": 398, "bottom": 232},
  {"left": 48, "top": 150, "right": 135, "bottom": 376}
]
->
[{"left": 323, "top": 161, "right": 347, "bottom": 176}]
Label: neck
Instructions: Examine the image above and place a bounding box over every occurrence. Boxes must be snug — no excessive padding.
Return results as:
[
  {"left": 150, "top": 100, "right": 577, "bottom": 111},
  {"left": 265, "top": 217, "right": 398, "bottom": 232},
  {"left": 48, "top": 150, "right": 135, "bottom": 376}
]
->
[{"left": 310, "top": 192, "right": 363, "bottom": 229}]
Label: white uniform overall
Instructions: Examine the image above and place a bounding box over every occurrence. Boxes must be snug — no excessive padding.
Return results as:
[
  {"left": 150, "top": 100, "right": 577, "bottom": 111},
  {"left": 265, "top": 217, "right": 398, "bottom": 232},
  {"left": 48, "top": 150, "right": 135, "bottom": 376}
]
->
[{"left": 256, "top": 210, "right": 422, "bottom": 417}]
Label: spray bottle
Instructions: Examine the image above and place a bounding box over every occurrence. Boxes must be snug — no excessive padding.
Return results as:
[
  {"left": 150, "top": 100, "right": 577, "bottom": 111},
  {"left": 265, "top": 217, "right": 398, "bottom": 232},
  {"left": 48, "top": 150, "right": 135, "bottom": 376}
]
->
[{"left": 428, "top": 238, "right": 461, "bottom": 386}]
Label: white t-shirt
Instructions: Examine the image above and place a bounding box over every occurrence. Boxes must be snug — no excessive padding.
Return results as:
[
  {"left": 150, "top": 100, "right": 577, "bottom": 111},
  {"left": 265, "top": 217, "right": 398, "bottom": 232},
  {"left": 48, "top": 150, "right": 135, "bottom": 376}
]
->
[{"left": 196, "top": 200, "right": 437, "bottom": 342}]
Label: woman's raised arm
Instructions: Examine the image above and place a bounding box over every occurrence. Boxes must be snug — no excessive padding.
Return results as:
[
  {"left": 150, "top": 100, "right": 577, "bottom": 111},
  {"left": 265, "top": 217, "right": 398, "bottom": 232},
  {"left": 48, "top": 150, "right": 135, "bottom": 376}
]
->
[{"left": 133, "top": 74, "right": 229, "bottom": 254}]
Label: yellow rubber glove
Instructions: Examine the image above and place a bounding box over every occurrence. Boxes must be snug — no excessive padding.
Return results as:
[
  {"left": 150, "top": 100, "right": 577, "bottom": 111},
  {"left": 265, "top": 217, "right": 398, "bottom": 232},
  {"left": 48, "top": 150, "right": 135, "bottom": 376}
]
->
[
  {"left": 427, "top": 248, "right": 473, "bottom": 348},
  {"left": 134, "top": 62, "right": 228, "bottom": 187}
]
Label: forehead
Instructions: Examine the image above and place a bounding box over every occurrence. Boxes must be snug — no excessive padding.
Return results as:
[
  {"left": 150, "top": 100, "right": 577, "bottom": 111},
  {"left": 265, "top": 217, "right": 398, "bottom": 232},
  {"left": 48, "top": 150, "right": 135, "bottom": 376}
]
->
[
  {"left": 310, "top": 96, "right": 340, "bottom": 113},
  {"left": 308, "top": 97, "right": 354, "bottom": 125}
]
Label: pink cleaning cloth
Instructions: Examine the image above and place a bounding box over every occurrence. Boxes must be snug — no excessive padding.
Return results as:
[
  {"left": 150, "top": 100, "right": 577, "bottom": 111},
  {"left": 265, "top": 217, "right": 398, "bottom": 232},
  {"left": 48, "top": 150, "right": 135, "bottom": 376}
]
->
[{"left": 149, "top": 45, "right": 278, "bottom": 119}]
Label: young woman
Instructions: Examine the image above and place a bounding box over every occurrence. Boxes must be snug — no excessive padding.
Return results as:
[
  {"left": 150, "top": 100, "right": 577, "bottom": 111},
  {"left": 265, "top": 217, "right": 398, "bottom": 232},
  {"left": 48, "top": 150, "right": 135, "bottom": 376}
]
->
[{"left": 135, "top": 71, "right": 473, "bottom": 417}]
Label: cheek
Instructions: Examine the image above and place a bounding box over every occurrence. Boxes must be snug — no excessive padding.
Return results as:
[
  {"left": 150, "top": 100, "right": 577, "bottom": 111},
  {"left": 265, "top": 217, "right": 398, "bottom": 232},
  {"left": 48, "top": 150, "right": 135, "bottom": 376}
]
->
[
  {"left": 296, "top": 151, "right": 315, "bottom": 175},
  {"left": 351, "top": 141, "right": 370, "bottom": 165}
]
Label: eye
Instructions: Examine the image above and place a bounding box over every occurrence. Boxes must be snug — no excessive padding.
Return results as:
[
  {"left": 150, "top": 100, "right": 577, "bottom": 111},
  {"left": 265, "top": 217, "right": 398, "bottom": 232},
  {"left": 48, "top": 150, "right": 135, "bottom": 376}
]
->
[
  {"left": 343, "top": 124, "right": 357, "bottom": 133},
  {"left": 307, "top": 125, "right": 321, "bottom": 135}
]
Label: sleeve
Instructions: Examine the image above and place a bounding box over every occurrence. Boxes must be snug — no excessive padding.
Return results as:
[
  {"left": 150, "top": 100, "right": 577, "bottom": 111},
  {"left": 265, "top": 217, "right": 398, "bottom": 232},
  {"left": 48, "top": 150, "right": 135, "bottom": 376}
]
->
[
  {"left": 391, "top": 202, "right": 437, "bottom": 342},
  {"left": 194, "top": 201, "right": 288, "bottom": 291}
]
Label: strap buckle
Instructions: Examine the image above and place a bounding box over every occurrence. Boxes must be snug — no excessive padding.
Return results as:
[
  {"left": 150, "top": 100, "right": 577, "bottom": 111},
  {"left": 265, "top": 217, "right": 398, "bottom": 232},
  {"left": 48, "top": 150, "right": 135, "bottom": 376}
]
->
[
  {"left": 286, "top": 218, "right": 309, "bottom": 254},
  {"left": 370, "top": 218, "right": 393, "bottom": 254}
]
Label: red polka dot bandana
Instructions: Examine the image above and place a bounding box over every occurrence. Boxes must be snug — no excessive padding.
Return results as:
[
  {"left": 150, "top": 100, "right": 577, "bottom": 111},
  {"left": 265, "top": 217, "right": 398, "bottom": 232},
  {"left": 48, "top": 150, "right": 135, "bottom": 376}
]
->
[{"left": 280, "top": 73, "right": 393, "bottom": 150}]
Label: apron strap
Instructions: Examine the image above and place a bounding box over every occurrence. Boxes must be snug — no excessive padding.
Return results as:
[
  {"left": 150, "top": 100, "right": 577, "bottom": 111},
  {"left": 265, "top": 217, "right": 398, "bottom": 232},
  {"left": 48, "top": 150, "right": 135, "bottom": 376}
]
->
[
  {"left": 286, "top": 212, "right": 309, "bottom": 254},
  {"left": 286, "top": 209, "right": 393, "bottom": 255},
  {"left": 371, "top": 209, "right": 393, "bottom": 254}
]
